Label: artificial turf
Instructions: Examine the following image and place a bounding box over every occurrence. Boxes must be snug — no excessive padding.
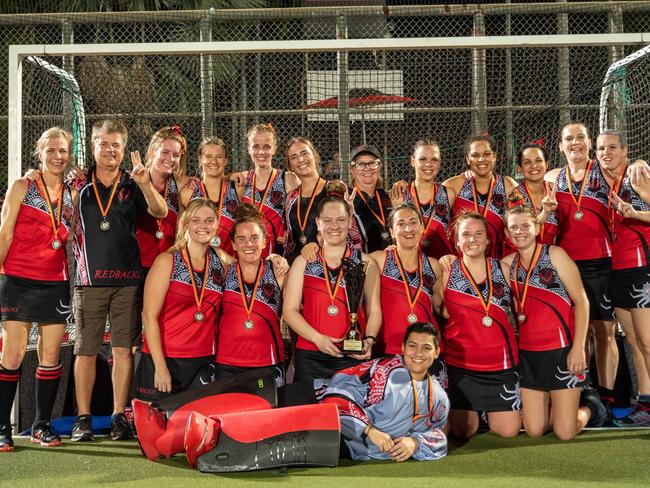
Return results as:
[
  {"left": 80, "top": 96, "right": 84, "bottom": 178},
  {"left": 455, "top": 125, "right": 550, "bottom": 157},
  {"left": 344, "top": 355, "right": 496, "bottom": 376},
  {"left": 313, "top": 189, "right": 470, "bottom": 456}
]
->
[{"left": 1, "top": 429, "right": 649, "bottom": 488}]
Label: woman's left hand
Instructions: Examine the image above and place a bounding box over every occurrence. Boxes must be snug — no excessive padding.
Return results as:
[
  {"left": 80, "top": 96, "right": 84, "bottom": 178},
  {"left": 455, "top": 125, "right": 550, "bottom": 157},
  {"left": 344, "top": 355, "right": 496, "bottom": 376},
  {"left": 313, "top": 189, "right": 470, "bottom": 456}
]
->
[
  {"left": 270, "top": 254, "right": 289, "bottom": 277},
  {"left": 567, "top": 345, "right": 587, "bottom": 375}
]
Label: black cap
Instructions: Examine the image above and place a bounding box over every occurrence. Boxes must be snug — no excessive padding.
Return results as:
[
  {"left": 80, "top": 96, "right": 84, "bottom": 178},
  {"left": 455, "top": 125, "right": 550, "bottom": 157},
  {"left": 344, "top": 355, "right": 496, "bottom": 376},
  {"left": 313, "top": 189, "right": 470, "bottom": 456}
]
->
[{"left": 350, "top": 145, "right": 381, "bottom": 162}]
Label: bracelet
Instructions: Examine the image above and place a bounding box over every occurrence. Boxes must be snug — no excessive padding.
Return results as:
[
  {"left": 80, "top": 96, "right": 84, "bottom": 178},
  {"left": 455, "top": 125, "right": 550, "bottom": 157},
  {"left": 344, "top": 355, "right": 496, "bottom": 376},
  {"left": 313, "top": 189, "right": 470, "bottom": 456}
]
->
[{"left": 364, "top": 335, "right": 377, "bottom": 344}]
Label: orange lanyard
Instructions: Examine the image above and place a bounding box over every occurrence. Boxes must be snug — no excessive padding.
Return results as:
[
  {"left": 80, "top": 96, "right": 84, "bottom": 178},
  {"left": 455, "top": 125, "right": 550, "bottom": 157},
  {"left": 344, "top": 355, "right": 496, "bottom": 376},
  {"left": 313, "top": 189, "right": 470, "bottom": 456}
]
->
[
  {"left": 181, "top": 245, "right": 210, "bottom": 315},
  {"left": 608, "top": 167, "right": 626, "bottom": 241},
  {"left": 565, "top": 160, "right": 594, "bottom": 215},
  {"left": 297, "top": 179, "right": 324, "bottom": 235},
  {"left": 460, "top": 259, "right": 493, "bottom": 318},
  {"left": 91, "top": 171, "right": 120, "bottom": 222},
  {"left": 250, "top": 169, "right": 276, "bottom": 213},
  {"left": 522, "top": 181, "right": 549, "bottom": 240},
  {"left": 411, "top": 374, "right": 434, "bottom": 423},
  {"left": 410, "top": 182, "right": 436, "bottom": 236},
  {"left": 201, "top": 179, "right": 226, "bottom": 217},
  {"left": 393, "top": 249, "right": 424, "bottom": 318},
  {"left": 156, "top": 177, "right": 170, "bottom": 236},
  {"left": 37, "top": 176, "right": 64, "bottom": 241},
  {"left": 470, "top": 176, "right": 495, "bottom": 218},
  {"left": 321, "top": 247, "right": 349, "bottom": 310},
  {"left": 236, "top": 261, "right": 264, "bottom": 319},
  {"left": 512, "top": 243, "right": 543, "bottom": 321},
  {"left": 355, "top": 185, "right": 387, "bottom": 227}
]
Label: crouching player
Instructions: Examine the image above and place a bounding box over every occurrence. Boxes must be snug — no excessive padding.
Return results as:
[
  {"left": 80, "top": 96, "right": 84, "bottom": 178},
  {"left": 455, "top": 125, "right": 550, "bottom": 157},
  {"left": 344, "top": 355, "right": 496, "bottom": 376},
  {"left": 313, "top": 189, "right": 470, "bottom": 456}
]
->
[{"left": 321, "top": 322, "right": 449, "bottom": 461}]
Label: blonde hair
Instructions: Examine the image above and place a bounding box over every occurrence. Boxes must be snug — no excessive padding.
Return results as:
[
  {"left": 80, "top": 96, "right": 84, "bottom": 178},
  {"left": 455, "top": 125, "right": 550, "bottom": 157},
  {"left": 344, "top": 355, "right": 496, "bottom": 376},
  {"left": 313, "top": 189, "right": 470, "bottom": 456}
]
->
[
  {"left": 197, "top": 136, "right": 228, "bottom": 160},
  {"left": 171, "top": 198, "right": 219, "bottom": 252},
  {"left": 33, "top": 127, "right": 73, "bottom": 161},
  {"left": 247, "top": 123, "right": 278, "bottom": 148},
  {"left": 285, "top": 136, "right": 321, "bottom": 172},
  {"left": 145, "top": 126, "right": 188, "bottom": 182},
  {"left": 91, "top": 119, "right": 128, "bottom": 148}
]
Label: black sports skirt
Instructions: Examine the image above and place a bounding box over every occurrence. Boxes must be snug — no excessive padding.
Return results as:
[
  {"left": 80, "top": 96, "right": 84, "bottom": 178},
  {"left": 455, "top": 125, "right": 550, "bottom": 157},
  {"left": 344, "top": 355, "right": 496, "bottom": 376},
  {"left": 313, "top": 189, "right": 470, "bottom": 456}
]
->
[
  {"left": 0, "top": 274, "right": 70, "bottom": 324},
  {"left": 447, "top": 364, "right": 521, "bottom": 413}
]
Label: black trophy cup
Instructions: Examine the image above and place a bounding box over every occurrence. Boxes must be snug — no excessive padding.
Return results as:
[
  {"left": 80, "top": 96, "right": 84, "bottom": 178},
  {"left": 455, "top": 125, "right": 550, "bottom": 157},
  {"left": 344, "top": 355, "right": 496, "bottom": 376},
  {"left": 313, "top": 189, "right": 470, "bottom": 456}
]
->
[{"left": 341, "top": 257, "right": 368, "bottom": 355}]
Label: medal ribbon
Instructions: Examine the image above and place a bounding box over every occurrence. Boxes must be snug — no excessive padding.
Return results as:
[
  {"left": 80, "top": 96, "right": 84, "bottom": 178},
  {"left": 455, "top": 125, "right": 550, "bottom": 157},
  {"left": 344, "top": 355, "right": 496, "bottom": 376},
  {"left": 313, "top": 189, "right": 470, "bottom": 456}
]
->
[
  {"left": 459, "top": 258, "right": 493, "bottom": 318},
  {"left": 156, "top": 176, "right": 170, "bottom": 236},
  {"left": 181, "top": 244, "right": 210, "bottom": 315},
  {"left": 393, "top": 249, "right": 424, "bottom": 317},
  {"left": 470, "top": 176, "right": 496, "bottom": 218},
  {"left": 91, "top": 171, "right": 120, "bottom": 222},
  {"left": 522, "top": 181, "right": 549, "bottom": 240},
  {"left": 297, "top": 178, "right": 324, "bottom": 236},
  {"left": 321, "top": 246, "right": 350, "bottom": 309},
  {"left": 355, "top": 185, "right": 387, "bottom": 227},
  {"left": 250, "top": 168, "right": 276, "bottom": 214},
  {"left": 37, "top": 175, "right": 64, "bottom": 242},
  {"left": 411, "top": 374, "right": 434, "bottom": 423},
  {"left": 410, "top": 182, "right": 436, "bottom": 237},
  {"left": 511, "top": 243, "right": 543, "bottom": 317},
  {"left": 565, "top": 159, "right": 594, "bottom": 215},
  {"left": 236, "top": 260, "right": 264, "bottom": 320},
  {"left": 607, "top": 166, "right": 627, "bottom": 241},
  {"left": 200, "top": 178, "right": 226, "bottom": 217}
]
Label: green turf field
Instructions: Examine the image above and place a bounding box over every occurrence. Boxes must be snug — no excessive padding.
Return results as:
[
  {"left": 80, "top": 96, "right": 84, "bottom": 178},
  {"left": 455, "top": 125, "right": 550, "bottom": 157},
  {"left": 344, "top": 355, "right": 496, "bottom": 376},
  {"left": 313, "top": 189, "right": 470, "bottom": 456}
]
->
[{"left": 2, "top": 430, "right": 649, "bottom": 488}]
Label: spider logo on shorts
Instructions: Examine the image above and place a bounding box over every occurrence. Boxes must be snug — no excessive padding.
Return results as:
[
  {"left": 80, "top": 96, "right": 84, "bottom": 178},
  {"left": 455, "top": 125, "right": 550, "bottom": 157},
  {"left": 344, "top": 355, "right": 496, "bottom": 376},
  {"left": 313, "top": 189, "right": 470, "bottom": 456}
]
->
[
  {"left": 630, "top": 279, "right": 650, "bottom": 308},
  {"left": 555, "top": 366, "right": 587, "bottom": 388},
  {"left": 499, "top": 374, "right": 521, "bottom": 411}
]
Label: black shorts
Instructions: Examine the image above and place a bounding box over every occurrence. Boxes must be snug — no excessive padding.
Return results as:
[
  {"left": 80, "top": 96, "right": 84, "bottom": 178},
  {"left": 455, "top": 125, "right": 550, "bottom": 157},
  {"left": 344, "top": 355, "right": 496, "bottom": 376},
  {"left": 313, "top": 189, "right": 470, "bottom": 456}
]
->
[
  {"left": 134, "top": 352, "right": 216, "bottom": 402},
  {"left": 293, "top": 349, "right": 362, "bottom": 382},
  {"left": 215, "top": 362, "right": 286, "bottom": 388},
  {"left": 446, "top": 364, "right": 520, "bottom": 413},
  {"left": 0, "top": 275, "right": 70, "bottom": 324},
  {"left": 609, "top": 266, "right": 650, "bottom": 309},
  {"left": 519, "top": 347, "right": 590, "bottom": 391},
  {"left": 575, "top": 258, "right": 615, "bottom": 321}
]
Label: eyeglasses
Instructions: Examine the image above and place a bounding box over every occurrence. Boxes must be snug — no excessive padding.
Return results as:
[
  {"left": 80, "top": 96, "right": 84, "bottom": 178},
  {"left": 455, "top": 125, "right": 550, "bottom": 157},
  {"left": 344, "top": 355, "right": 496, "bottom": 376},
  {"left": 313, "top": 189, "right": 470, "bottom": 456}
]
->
[{"left": 352, "top": 160, "right": 381, "bottom": 170}]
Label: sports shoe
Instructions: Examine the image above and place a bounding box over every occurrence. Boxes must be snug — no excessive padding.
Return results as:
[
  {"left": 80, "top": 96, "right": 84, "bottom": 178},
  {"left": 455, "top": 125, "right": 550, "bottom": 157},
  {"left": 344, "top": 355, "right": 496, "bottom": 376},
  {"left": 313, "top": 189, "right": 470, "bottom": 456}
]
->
[
  {"left": 613, "top": 405, "right": 650, "bottom": 427},
  {"left": 0, "top": 424, "right": 13, "bottom": 452},
  {"left": 581, "top": 387, "right": 608, "bottom": 427},
  {"left": 31, "top": 422, "right": 62, "bottom": 447},
  {"left": 110, "top": 413, "right": 133, "bottom": 441},
  {"left": 71, "top": 414, "right": 94, "bottom": 442}
]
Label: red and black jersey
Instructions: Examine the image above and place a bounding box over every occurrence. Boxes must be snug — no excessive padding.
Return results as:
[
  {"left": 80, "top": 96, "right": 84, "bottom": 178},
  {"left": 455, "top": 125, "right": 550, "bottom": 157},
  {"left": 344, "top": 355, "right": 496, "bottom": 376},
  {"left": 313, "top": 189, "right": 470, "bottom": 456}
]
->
[
  {"left": 350, "top": 188, "right": 393, "bottom": 254},
  {"left": 379, "top": 249, "right": 439, "bottom": 355},
  {"left": 190, "top": 180, "right": 240, "bottom": 257},
  {"left": 136, "top": 176, "right": 180, "bottom": 268},
  {"left": 610, "top": 176, "right": 650, "bottom": 270},
  {"left": 403, "top": 183, "right": 454, "bottom": 259},
  {"left": 555, "top": 161, "right": 612, "bottom": 261},
  {"left": 444, "top": 258, "right": 517, "bottom": 371},
  {"left": 73, "top": 168, "right": 149, "bottom": 286},
  {"left": 451, "top": 176, "right": 508, "bottom": 259},
  {"left": 2, "top": 180, "right": 74, "bottom": 281},
  {"left": 284, "top": 185, "right": 328, "bottom": 264},
  {"left": 241, "top": 169, "right": 286, "bottom": 259},
  {"left": 142, "top": 248, "right": 225, "bottom": 358},
  {"left": 298, "top": 249, "right": 367, "bottom": 351},
  {"left": 515, "top": 181, "right": 558, "bottom": 245},
  {"left": 217, "top": 261, "right": 284, "bottom": 367},
  {"left": 509, "top": 245, "right": 575, "bottom": 351}
]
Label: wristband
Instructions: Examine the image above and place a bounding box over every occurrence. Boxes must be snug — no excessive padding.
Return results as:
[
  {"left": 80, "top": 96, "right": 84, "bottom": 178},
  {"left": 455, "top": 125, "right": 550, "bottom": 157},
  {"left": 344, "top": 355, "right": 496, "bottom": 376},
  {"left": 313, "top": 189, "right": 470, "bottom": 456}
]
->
[{"left": 364, "top": 335, "right": 377, "bottom": 344}]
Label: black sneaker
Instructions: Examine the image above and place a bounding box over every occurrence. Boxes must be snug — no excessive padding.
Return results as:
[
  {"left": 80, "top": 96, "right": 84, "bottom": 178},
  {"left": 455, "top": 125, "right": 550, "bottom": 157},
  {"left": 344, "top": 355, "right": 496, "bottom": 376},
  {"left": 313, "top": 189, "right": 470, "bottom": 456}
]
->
[
  {"left": 613, "top": 404, "right": 650, "bottom": 427},
  {"left": 0, "top": 424, "right": 13, "bottom": 452},
  {"left": 31, "top": 422, "right": 62, "bottom": 447},
  {"left": 581, "top": 387, "right": 608, "bottom": 427},
  {"left": 71, "top": 414, "right": 94, "bottom": 442},
  {"left": 110, "top": 413, "right": 133, "bottom": 441}
]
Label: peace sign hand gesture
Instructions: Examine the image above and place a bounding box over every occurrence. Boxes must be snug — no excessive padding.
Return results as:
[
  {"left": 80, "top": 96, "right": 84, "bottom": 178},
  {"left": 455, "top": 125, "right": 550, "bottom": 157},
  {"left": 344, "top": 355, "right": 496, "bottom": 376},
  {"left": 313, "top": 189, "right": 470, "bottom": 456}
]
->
[{"left": 541, "top": 182, "right": 558, "bottom": 214}]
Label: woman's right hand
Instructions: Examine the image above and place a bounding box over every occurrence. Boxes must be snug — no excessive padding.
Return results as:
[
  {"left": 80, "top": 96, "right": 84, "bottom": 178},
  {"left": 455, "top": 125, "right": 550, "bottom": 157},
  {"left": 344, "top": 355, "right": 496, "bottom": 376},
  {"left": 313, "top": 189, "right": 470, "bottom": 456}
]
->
[
  {"left": 23, "top": 168, "right": 41, "bottom": 182},
  {"left": 154, "top": 365, "right": 173, "bottom": 394},
  {"left": 300, "top": 242, "right": 320, "bottom": 262},
  {"left": 389, "top": 180, "right": 407, "bottom": 206},
  {"left": 438, "top": 253, "right": 458, "bottom": 275},
  {"left": 315, "top": 333, "right": 343, "bottom": 358}
]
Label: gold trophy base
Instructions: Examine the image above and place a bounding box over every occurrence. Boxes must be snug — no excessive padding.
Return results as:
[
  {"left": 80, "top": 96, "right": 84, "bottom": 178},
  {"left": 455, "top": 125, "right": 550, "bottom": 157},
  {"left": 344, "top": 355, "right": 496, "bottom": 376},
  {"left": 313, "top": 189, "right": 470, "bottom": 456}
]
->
[{"left": 342, "top": 313, "right": 364, "bottom": 355}]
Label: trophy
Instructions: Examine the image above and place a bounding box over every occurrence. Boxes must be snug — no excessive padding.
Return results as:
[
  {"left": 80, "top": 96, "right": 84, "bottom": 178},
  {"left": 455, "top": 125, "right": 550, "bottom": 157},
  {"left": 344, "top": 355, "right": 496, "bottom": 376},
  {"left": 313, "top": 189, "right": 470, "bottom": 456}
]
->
[{"left": 341, "top": 257, "right": 368, "bottom": 355}]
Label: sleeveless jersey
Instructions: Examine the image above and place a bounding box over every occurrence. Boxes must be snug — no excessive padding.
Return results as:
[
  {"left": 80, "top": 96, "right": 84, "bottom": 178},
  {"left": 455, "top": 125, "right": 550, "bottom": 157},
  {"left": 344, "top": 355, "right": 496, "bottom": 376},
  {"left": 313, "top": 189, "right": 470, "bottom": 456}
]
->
[
  {"left": 610, "top": 176, "right": 650, "bottom": 270},
  {"left": 217, "top": 261, "right": 284, "bottom": 367},
  {"left": 452, "top": 176, "right": 507, "bottom": 259},
  {"left": 444, "top": 258, "right": 517, "bottom": 371},
  {"left": 241, "top": 169, "right": 286, "bottom": 259},
  {"left": 136, "top": 176, "right": 179, "bottom": 268},
  {"left": 379, "top": 249, "right": 439, "bottom": 355},
  {"left": 1, "top": 180, "right": 74, "bottom": 281},
  {"left": 298, "top": 248, "right": 367, "bottom": 351},
  {"left": 190, "top": 179, "right": 240, "bottom": 257},
  {"left": 515, "top": 181, "right": 559, "bottom": 245},
  {"left": 403, "top": 182, "right": 454, "bottom": 259},
  {"left": 284, "top": 185, "right": 328, "bottom": 264},
  {"left": 351, "top": 188, "right": 393, "bottom": 254},
  {"left": 555, "top": 161, "right": 612, "bottom": 261},
  {"left": 510, "top": 245, "right": 575, "bottom": 351},
  {"left": 142, "top": 248, "right": 225, "bottom": 358}
]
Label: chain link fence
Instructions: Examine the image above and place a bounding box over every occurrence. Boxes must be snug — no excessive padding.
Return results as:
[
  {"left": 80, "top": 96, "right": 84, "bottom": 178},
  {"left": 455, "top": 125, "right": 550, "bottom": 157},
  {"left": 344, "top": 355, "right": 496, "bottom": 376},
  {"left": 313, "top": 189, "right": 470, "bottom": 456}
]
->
[{"left": 4, "top": 2, "right": 650, "bottom": 196}]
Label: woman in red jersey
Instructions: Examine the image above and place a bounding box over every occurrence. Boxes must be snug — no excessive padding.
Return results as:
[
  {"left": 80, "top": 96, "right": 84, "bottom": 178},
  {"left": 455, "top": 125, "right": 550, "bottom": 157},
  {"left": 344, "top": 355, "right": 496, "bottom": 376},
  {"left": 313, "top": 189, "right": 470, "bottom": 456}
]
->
[
  {"left": 0, "top": 128, "right": 77, "bottom": 450},
  {"left": 502, "top": 202, "right": 606, "bottom": 439},
  {"left": 391, "top": 139, "right": 455, "bottom": 259},
  {"left": 444, "top": 134, "right": 518, "bottom": 259},
  {"left": 135, "top": 198, "right": 229, "bottom": 401},
  {"left": 215, "top": 204, "right": 286, "bottom": 386},
  {"left": 180, "top": 137, "right": 240, "bottom": 257},
  {"left": 442, "top": 212, "right": 520, "bottom": 439},
  {"left": 283, "top": 182, "right": 381, "bottom": 381}
]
